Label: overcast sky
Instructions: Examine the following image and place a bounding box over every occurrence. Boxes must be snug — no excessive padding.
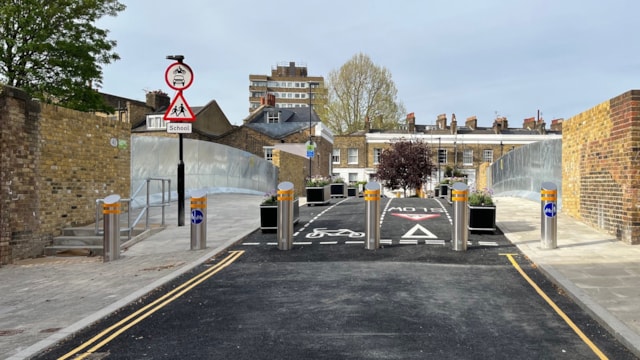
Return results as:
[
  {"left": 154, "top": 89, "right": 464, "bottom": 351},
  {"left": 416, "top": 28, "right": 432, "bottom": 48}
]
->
[{"left": 98, "top": 0, "right": 640, "bottom": 127}]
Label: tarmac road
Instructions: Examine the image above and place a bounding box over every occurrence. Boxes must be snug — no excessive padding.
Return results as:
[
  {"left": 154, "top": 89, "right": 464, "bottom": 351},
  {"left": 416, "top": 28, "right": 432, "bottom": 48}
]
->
[{"left": 33, "top": 197, "right": 638, "bottom": 360}]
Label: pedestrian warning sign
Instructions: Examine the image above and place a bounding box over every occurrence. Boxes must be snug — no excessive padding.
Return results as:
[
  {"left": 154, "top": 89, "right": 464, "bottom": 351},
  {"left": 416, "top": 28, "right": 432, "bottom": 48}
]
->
[{"left": 163, "top": 92, "right": 196, "bottom": 122}]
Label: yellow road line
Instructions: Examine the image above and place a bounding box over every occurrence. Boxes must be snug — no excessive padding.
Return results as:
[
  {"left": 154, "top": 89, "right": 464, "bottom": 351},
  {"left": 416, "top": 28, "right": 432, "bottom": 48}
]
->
[
  {"left": 59, "top": 250, "right": 244, "bottom": 360},
  {"left": 500, "top": 253, "right": 608, "bottom": 360}
]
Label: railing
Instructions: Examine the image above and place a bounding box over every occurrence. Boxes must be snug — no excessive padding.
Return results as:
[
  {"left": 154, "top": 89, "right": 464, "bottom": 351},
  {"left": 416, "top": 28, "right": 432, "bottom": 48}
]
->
[{"left": 95, "top": 178, "right": 171, "bottom": 238}]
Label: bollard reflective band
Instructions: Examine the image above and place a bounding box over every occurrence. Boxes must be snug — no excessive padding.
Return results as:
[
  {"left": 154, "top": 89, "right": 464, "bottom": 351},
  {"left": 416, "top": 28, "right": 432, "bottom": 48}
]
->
[
  {"left": 190, "top": 197, "right": 207, "bottom": 209},
  {"left": 451, "top": 189, "right": 468, "bottom": 202},
  {"left": 277, "top": 189, "right": 294, "bottom": 201},
  {"left": 102, "top": 203, "right": 121, "bottom": 214},
  {"left": 540, "top": 189, "right": 557, "bottom": 201},
  {"left": 364, "top": 189, "right": 380, "bottom": 201}
]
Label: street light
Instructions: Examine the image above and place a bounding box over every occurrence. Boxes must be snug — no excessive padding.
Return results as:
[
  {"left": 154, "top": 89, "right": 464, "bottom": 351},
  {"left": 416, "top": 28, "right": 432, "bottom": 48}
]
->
[
  {"left": 308, "top": 81, "right": 319, "bottom": 180},
  {"left": 166, "top": 54, "right": 185, "bottom": 226}
]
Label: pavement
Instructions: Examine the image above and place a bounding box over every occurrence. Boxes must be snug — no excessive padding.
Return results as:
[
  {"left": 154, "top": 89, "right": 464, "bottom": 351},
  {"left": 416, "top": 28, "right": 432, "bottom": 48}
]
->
[{"left": 0, "top": 194, "right": 639, "bottom": 359}]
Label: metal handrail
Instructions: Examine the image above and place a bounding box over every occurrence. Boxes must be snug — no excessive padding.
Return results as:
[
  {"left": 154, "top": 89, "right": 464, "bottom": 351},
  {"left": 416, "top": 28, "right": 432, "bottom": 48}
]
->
[{"left": 95, "top": 178, "right": 171, "bottom": 237}]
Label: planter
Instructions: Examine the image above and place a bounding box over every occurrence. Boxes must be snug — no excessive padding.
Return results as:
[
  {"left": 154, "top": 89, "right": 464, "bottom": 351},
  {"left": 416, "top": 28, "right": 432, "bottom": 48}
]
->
[
  {"left": 347, "top": 186, "right": 358, "bottom": 197},
  {"left": 439, "top": 184, "right": 449, "bottom": 198},
  {"left": 330, "top": 183, "right": 347, "bottom": 198},
  {"left": 306, "top": 185, "right": 331, "bottom": 206},
  {"left": 260, "top": 198, "right": 300, "bottom": 232},
  {"left": 467, "top": 205, "right": 496, "bottom": 233}
]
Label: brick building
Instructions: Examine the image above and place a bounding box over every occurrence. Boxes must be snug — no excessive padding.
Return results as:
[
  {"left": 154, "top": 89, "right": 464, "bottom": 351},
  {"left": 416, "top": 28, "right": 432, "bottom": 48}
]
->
[{"left": 331, "top": 112, "right": 562, "bottom": 195}]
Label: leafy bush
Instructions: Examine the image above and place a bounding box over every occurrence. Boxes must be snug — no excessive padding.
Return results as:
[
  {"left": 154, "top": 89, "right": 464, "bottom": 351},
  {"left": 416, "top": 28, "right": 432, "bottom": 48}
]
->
[{"left": 468, "top": 187, "right": 494, "bottom": 206}]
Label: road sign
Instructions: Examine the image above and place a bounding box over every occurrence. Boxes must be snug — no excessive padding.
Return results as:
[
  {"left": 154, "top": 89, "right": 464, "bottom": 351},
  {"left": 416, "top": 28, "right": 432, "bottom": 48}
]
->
[
  {"left": 167, "top": 122, "right": 192, "bottom": 133},
  {"left": 543, "top": 202, "right": 557, "bottom": 217},
  {"left": 191, "top": 209, "right": 204, "bottom": 224},
  {"left": 305, "top": 140, "right": 315, "bottom": 158},
  {"left": 165, "top": 62, "right": 194, "bottom": 91},
  {"left": 163, "top": 92, "right": 196, "bottom": 122}
]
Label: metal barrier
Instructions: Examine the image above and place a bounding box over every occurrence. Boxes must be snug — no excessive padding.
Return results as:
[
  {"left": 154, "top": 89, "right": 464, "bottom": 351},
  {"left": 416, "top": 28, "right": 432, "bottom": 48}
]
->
[
  {"left": 451, "top": 182, "right": 469, "bottom": 251},
  {"left": 190, "top": 190, "right": 207, "bottom": 250},
  {"left": 103, "top": 194, "right": 121, "bottom": 262},
  {"left": 277, "top": 181, "right": 295, "bottom": 250},
  {"left": 540, "top": 182, "right": 558, "bottom": 249},
  {"left": 364, "top": 182, "right": 381, "bottom": 250}
]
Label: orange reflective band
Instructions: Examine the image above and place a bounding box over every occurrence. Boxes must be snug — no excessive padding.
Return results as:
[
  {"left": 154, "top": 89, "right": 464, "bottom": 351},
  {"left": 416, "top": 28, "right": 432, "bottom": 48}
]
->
[
  {"left": 190, "top": 203, "right": 207, "bottom": 209},
  {"left": 452, "top": 190, "right": 468, "bottom": 195},
  {"left": 541, "top": 196, "right": 557, "bottom": 201},
  {"left": 102, "top": 204, "right": 120, "bottom": 215},
  {"left": 541, "top": 189, "right": 557, "bottom": 195},
  {"left": 277, "top": 196, "right": 294, "bottom": 201},
  {"left": 102, "top": 209, "right": 121, "bottom": 214},
  {"left": 364, "top": 196, "right": 381, "bottom": 201},
  {"left": 452, "top": 196, "right": 468, "bottom": 202},
  {"left": 277, "top": 189, "right": 294, "bottom": 195}
]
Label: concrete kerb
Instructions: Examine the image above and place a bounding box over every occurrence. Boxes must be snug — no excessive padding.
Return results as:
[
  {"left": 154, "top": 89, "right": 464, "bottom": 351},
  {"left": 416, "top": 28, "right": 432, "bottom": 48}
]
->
[{"left": 8, "top": 227, "right": 257, "bottom": 360}]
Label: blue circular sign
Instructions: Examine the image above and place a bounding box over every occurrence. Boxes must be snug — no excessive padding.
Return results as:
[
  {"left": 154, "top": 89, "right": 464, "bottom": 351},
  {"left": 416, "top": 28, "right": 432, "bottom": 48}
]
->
[
  {"left": 543, "top": 202, "right": 557, "bottom": 218},
  {"left": 191, "top": 209, "right": 204, "bottom": 224}
]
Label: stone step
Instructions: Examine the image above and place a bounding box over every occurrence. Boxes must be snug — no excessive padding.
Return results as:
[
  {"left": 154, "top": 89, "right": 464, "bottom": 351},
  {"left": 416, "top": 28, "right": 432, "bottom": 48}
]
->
[
  {"left": 52, "top": 236, "right": 104, "bottom": 247},
  {"left": 43, "top": 245, "right": 103, "bottom": 257}
]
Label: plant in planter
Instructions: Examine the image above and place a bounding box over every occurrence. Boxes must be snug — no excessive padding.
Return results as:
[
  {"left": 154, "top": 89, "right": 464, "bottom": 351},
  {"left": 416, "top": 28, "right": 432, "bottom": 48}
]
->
[
  {"left": 330, "top": 176, "right": 347, "bottom": 198},
  {"left": 260, "top": 189, "right": 299, "bottom": 232},
  {"left": 467, "top": 187, "right": 496, "bottom": 233},
  {"left": 305, "top": 176, "right": 331, "bottom": 206}
]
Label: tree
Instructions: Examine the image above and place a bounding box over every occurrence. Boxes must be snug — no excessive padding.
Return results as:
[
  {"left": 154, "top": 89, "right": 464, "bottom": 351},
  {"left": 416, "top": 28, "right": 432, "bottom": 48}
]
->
[
  {"left": 0, "top": 0, "right": 125, "bottom": 112},
  {"left": 323, "top": 53, "right": 406, "bottom": 135},
  {"left": 374, "top": 139, "right": 435, "bottom": 197}
]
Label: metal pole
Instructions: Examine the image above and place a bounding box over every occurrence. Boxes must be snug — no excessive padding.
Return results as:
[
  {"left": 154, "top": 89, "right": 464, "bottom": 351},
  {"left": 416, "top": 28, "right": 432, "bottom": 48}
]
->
[
  {"left": 178, "top": 133, "right": 184, "bottom": 226},
  {"left": 190, "top": 190, "right": 207, "bottom": 250},
  {"left": 102, "top": 194, "right": 121, "bottom": 262},
  {"left": 438, "top": 137, "right": 441, "bottom": 183},
  {"left": 277, "top": 181, "right": 295, "bottom": 250},
  {"left": 308, "top": 83, "right": 312, "bottom": 180},
  {"left": 364, "top": 182, "right": 381, "bottom": 250},
  {"left": 540, "top": 182, "right": 558, "bottom": 249},
  {"left": 451, "top": 182, "right": 468, "bottom": 251}
]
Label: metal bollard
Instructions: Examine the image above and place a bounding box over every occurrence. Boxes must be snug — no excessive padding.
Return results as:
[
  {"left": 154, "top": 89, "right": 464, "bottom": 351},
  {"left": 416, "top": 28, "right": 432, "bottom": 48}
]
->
[
  {"left": 364, "top": 182, "right": 381, "bottom": 250},
  {"left": 540, "top": 182, "right": 558, "bottom": 249},
  {"left": 103, "top": 194, "right": 121, "bottom": 262},
  {"left": 190, "top": 190, "right": 207, "bottom": 250},
  {"left": 277, "top": 181, "right": 295, "bottom": 250},
  {"left": 451, "top": 182, "right": 469, "bottom": 251}
]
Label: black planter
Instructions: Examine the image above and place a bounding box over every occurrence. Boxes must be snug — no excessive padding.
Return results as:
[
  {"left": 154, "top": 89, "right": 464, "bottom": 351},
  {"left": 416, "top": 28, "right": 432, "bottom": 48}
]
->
[
  {"left": 468, "top": 205, "right": 496, "bottom": 233},
  {"left": 439, "top": 184, "right": 449, "bottom": 198},
  {"left": 330, "top": 183, "right": 347, "bottom": 198},
  {"left": 306, "top": 185, "right": 331, "bottom": 206},
  {"left": 260, "top": 198, "right": 300, "bottom": 232},
  {"left": 347, "top": 187, "right": 358, "bottom": 197}
]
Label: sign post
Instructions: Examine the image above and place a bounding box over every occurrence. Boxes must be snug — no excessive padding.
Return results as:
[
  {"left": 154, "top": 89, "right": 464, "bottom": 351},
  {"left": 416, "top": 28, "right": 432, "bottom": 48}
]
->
[{"left": 163, "top": 55, "right": 195, "bottom": 226}]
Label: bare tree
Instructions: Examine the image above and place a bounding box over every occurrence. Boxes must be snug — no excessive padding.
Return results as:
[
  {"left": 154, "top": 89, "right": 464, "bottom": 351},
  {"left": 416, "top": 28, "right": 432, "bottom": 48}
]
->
[
  {"left": 374, "top": 139, "right": 435, "bottom": 197},
  {"left": 324, "top": 53, "right": 405, "bottom": 135}
]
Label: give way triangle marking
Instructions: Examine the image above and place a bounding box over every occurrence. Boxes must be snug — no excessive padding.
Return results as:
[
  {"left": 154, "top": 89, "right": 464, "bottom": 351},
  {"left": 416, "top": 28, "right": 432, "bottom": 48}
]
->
[
  {"left": 391, "top": 213, "right": 441, "bottom": 221},
  {"left": 402, "top": 224, "right": 438, "bottom": 239}
]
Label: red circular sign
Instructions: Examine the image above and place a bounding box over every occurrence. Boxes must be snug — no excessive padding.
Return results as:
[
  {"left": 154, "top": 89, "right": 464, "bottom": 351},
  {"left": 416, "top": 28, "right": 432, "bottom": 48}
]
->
[{"left": 164, "top": 62, "right": 194, "bottom": 91}]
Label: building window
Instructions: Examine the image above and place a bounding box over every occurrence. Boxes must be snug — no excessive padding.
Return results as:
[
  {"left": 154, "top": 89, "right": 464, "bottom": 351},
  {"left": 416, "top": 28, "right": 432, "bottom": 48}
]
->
[
  {"left": 373, "top": 148, "right": 382, "bottom": 164},
  {"left": 438, "top": 149, "right": 447, "bottom": 164},
  {"left": 266, "top": 110, "right": 279, "bottom": 123},
  {"left": 463, "top": 149, "right": 473, "bottom": 166},
  {"left": 483, "top": 149, "right": 493, "bottom": 163},
  {"left": 332, "top": 149, "right": 340, "bottom": 164},
  {"left": 264, "top": 147, "right": 273, "bottom": 162},
  {"left": 348, "top": 173, "right": 358, "bottom": 184},
  {"left": 348, "top": 148, "right": 358, "bottom": 164},
  {"left": 146, "top": 115, "right": 166, "bottom": 130}
]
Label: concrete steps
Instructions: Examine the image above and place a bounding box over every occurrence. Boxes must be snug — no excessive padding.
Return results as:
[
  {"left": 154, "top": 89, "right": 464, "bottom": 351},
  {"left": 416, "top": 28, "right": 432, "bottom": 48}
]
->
[{"left": 44, "top": 226, "right": 150, "bottom": 257}]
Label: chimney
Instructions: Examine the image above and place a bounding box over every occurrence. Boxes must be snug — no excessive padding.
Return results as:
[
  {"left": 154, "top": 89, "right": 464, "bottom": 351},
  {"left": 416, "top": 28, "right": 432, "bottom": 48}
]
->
[
  {"left": 550, "top": 118, "right": 563, "bottom": 132},
  {"left": 465, "top": 116, "right": 477, "bottom": 130},
  {"left": 146, "top": 90, "right": 170, "bottom": 111},
  {"left": 523, "top": 117, "right": 536, "bottom": 130},
  {"left": 260, "top": 94, "right": 276, "bottom": 106},
  {"left": 364, "top": 116, "right": 370, "bottom": 132},
  {"left": 436, "top": 113, "right": 447, "bottom": 130},
  {"left": 450, "top": 113, "right": 457, "bottom": 134},
  {"left": 406, "top": 112, "right": 416, "bottom": 133}
]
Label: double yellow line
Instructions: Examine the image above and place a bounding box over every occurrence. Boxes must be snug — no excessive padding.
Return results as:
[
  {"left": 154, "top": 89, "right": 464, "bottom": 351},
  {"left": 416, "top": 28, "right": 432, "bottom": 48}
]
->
[{"left": 59, "top": 250, "right": 245, "bottom": 360}]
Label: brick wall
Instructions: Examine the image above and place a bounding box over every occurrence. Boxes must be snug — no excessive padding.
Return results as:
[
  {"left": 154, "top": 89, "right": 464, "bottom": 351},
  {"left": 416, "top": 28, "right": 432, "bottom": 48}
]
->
[
  {"left": 0, "top": 86, "right": 131, "bottom": 264},
  {"left": 562, "top": 90, "right": 639, "bottom": 244},
  {"left": 272, "top": 149, "right": 308, "bottom": 197}
]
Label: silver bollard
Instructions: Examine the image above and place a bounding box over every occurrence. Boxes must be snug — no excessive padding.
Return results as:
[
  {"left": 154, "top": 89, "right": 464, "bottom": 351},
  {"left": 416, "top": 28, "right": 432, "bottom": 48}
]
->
[
  {"left": 190, "top": 190, "right": 207, "bottom": 250},
  {"left": 451, "top": 182, "right": 468, "bottom": 251},
  {"left": 277, "top": 181, "right": 295, "bottom": 250},
  {"left": 364, "top": 182, "right": 381, "bottom": 250},
  {"left": 540, "top": 182, "right": 558, "bottom": 249},
  {"left": 103, "top": 194, "right": 121, "bottom": 262}
]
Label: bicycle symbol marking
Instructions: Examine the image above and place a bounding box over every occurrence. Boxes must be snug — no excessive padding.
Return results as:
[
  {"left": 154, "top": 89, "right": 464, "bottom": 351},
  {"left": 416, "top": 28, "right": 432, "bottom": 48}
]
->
[{"left": 306, "top": 228, "right": 365, "bottom": 239}]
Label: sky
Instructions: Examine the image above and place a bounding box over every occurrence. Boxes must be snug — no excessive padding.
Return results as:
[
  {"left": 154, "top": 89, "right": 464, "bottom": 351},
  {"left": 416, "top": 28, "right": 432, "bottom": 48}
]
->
[{"left": 97, "top": 0, "right": 640, "bottom": 127}]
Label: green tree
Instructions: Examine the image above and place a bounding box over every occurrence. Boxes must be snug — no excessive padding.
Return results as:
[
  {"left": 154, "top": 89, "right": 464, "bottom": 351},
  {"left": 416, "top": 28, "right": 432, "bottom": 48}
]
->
[
  {"left": 324, "top": 53, "right": 406, "bottom": 135},
  {"left": 0, "top": 0, "right": 125, "bottom": 112},
  {"left": 374, "top": 139, "right": 435, "bottom": 197}
]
